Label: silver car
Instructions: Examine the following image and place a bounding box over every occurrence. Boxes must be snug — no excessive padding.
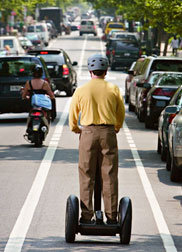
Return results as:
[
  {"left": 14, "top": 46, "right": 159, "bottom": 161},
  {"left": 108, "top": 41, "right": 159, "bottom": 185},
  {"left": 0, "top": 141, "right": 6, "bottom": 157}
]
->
[{"left": 167, "top": 106, "right": 182, "bottom": 182}]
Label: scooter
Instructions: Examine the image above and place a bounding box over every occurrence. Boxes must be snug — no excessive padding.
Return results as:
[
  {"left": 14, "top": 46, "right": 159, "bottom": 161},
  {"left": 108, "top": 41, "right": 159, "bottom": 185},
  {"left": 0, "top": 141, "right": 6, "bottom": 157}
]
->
[
  {"left": 65, "top": 164, "right": 132, "bottom": 244},
  {"left": 24, "top": 106, "right": 50, "bottom": 147}
]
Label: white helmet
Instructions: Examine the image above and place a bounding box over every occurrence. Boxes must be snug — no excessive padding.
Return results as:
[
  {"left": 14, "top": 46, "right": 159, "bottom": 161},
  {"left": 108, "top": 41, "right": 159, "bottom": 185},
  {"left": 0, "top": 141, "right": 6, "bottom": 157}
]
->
[{"left": 87, "top": 54, "right": 109, "bottom": 71}]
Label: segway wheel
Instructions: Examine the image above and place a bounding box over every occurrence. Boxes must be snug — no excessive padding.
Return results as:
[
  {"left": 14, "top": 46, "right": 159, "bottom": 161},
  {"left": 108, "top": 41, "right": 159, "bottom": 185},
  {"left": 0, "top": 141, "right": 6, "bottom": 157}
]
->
[
  {"left": 65, "top": 195, "right": 79, "bottom": 243},
  {"left": 119, "top": 197, "right": 132, "bottom": 244}
]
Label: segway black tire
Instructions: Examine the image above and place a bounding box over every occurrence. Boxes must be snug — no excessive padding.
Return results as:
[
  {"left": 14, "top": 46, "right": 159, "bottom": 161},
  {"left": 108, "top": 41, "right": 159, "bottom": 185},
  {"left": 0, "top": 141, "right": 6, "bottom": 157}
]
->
[
  {"left": 65, "top": 195, "right": 79, "bottom": 243},
  {"left": 119, "top": 196, "right": 132, "bottom": 245}
]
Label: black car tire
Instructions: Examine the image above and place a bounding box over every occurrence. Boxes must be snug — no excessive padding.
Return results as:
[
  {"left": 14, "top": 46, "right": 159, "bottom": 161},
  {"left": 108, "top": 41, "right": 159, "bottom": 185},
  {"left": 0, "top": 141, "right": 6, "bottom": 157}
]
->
[
  {"left": 128, "top": 100, "right": 135, "bottom": 112},
  {"left": 80, "top": 32, "right": 83, "bottom": 36},
  {"left": 157, "top": 136, "right": 161, "bottom": 154},
  {"left": 161, "top": 143, "right": 167, "bottom": 162},
  {"left": 138, "top": 108, "right": 145, "bottom": 122},
  {"left": 166, "top": 149, "right": 171, "bottom": 171},
  {"left": 171, "top": 155, "right": 181, "bottom": 182},
  {"left": 66, "top": 85, "right": 74, "bottom": 97},
  {"left": 145, "top": 116, "right": 154, "bottom": 129}
]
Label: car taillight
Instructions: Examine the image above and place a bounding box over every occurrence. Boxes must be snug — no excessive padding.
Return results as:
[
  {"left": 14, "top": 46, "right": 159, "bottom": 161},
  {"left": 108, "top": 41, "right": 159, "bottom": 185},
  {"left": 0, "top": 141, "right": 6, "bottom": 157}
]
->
[
  {"left": 152, "top": 88, "right": 175, "bottom": 97},
  {"left": 31, "top": 111, "right": 42, "bottom": 116},
  {"left": 94, "top": 25, "right": 96, "bottom": 29},
  {"left": 78, "top": 25, "right": 80, "bottom": 29},
  {"left": 63, "top": 64, "right": 69, "bottom": 76},
  {"left": 112, "top": 49, "right": 115, "bottom": 56},
  {"left": 168, "top": 113, "right": 176, "bottom": 124}
]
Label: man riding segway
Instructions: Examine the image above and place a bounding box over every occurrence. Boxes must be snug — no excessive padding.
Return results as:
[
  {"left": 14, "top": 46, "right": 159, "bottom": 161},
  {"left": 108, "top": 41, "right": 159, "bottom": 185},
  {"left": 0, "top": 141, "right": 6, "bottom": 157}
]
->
[{"left": 66, "top": 54, "right": 131, "bottom": 243}]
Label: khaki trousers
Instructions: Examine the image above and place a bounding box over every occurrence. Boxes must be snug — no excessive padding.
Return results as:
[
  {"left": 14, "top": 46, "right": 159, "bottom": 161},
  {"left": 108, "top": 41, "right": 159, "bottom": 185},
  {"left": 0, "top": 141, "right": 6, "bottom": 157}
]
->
[{"left": 79, "top": 125, "right": 118, "bottom": 220}]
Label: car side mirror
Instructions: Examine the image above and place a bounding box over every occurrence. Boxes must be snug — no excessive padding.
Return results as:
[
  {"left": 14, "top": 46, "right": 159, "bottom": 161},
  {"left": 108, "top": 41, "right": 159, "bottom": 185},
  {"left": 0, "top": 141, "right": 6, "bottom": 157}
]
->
[
  {"left": 165, "top": 106, "right": 178, "bottom": 114},
  {"left": 72, "top": 61, "right": 78, "bottom": 66}
]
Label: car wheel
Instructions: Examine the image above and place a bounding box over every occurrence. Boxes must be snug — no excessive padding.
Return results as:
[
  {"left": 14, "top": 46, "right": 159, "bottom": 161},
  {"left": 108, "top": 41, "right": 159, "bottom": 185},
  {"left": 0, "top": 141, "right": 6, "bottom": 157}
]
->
[
  {"left": 125, "top": 93, "right": 129, "bottom": 104},
  {"left": 145, "top": 116, "right": 154, "bottom": 129},
  {"left": 80, "top": 32, "right": 82, "bottom": 36},
  {"left": 157, "top": 136, "right": 161, "bottom": 154},
  {"left": 166, "top": 148, "right": 171, "bottom": 171},
  {"left": 161, "top": 142, "right": 167, "bottom": 162},
  {"left": 171, "top": 156, "right": 181, "bottom": 182},
  {"left": 128, "top": 100, "right": 135, "bottom": 112},
  {"left": 66, "top": 85, "right": 74, "bottom": 97},
  {"left": 138, "top": 108, "right": 145, "bottom": 122}
]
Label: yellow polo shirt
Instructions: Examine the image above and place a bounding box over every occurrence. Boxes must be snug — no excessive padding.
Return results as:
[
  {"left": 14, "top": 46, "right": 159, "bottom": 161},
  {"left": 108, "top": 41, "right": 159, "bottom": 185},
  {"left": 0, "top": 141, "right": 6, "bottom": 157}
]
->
[{"left": 69, "top": 78, "right": 125, "bottom": 133}]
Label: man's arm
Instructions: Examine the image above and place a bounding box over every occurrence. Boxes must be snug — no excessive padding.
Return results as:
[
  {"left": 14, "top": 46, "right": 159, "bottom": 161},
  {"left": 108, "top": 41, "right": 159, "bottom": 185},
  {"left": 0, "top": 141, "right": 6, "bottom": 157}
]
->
[
  {"left": 69, "top": 89, "right": 81, "bottom": 133},
  {"left": 115, "top": 88, "right": 125, "bottom": 132}
]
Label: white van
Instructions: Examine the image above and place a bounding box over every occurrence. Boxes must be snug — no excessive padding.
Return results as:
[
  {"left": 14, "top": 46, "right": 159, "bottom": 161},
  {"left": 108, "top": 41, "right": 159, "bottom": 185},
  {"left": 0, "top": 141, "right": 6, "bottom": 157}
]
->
[
  {"left": 26, "top": 23, "right": 49, "bottom": 46},
  {"left": 0, "top": 36, "right": 25, "bottom": 55}
]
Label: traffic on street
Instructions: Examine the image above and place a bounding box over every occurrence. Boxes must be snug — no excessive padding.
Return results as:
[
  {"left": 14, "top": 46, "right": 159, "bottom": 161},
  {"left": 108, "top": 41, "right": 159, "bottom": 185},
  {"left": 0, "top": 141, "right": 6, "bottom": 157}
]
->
[{"left": 0, "top": 6, "right": 182, "bottom": 252}]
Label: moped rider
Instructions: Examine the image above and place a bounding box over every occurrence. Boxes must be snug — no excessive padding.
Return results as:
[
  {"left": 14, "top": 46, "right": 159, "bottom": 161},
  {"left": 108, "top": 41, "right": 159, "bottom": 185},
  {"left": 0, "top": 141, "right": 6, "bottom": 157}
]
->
[
  {"left": 22, "top": 64, "right": 55, "bottom": 122},
  {"left": 69, "top": 54, "right": 125, "bottom": 224}
]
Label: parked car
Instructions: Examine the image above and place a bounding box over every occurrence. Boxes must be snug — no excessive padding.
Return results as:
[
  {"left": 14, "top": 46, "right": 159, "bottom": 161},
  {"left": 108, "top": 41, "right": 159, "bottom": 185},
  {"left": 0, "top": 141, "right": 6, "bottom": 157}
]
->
[
  {"left": 0, "top": 36, "right": 25, "bottom": 55},
  {"left": 135, "top": 71, "right": 164, "bottom": 121},
  {"left": 26, "top": 34, "right": 44, "bottom": 47},
  {"left": 79, "top": 19, "right": 97, "bottom": 36},
  {"left": 158, "top": 85, "right": 182, "bottom": 162},
  {"left": 26, "top": 23, "right": 49, "bottom": 46},
  {"left": 0, "top": 55, "right": 56, "bottom": 118},
  {"left": 28, "top": 49, "right": 78, "bottom": 96},
  {"left": 109, "top": 37, "right": 141, "bottom": 70},
  {"left": 167, "top": 105, "right": 182, "bottom": 182},
  {"left": 145, "top": 72, "right": 182, "bottom": 129},
  {"left": 129, "top": 56, "right": 182, "bottom": 115}
]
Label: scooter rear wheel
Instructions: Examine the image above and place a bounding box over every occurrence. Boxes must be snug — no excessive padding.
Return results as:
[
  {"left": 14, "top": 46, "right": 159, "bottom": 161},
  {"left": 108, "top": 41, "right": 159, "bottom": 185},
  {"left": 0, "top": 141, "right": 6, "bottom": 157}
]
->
[
  {"left": 119, "top": 197, "right": 132, "bottom": 244},
  {"left": 34, "top": 132, "right": 42, "bottom": 147},
  {"left": 65, "top": 195, "right": 79, "bottom": 243}
]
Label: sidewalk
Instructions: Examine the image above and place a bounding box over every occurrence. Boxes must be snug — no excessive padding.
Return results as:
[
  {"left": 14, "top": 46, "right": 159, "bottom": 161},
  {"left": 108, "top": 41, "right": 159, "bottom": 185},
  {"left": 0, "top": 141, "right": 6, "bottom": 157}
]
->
[{"left": 160, "top": 42, "right": 182, "bottom": 57}]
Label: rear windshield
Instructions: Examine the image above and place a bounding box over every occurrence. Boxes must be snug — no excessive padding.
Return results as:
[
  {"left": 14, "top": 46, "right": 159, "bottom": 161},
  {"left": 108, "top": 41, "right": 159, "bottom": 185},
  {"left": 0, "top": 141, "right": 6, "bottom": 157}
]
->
[
  {"left": 81, "top": 21, "right": 94, "bottom": 25},
  {"left": 115, "top": 34, "right": 137, "bottom": 42},
  {"left": 108, "top": 24, "right": 123, "bottom": 29},
  {"left": 38, "top": 54, "right": 64, "bottom": 64},
  {"left": 36, "top": 25, "right": 45, "bottom": 32},
  {"left": 115, "top": 40, "right": 139, "bottom": 49},
  {"left": 0, "top": 58, "right": 40, "bottom": 77},
  {"left": 27, "top": 26, "right": 34, "bottom": 32},
  {"left": 1, "top": 39, "right": 14, "bottom": 48},
  {"left": 151, "top": 60, "right": 182, "bottom": 72},
  {"left": 158, "top": 74, "right": 182, "bottom": 86}
]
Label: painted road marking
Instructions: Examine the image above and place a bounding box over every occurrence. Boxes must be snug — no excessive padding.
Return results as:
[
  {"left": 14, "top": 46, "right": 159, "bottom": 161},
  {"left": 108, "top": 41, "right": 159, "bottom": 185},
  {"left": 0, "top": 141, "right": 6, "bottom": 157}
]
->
[
  {"left": 123, "top": 122, "right": 177, "bottom": 252},
  {"left": 4, "top": 99, "right": 71, "bottom": 252}
]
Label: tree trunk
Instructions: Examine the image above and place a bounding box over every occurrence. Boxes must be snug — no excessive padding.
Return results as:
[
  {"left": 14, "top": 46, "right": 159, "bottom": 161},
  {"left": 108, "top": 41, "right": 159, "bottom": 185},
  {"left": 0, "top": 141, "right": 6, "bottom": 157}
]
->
[{"left": 163, "top": 34, "right": 170, "bottom": 56}]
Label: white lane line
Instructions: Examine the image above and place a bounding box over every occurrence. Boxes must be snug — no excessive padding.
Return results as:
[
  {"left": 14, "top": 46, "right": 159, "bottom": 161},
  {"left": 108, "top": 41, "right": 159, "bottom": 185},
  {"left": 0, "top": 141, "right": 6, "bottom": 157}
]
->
[
  {"left": 4, "top": 99, "right": 71, "bottom": 252},
  {"left": 123, "top": 123, "right": 177, "bottom": 252},
  {"left": 77, "top": 36, "right": 87, "bottom": 78}
]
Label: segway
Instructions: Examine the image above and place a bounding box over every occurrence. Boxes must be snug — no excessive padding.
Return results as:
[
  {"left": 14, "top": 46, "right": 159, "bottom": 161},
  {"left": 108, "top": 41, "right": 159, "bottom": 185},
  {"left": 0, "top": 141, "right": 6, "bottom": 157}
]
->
[{"left": 65, "top": 164, "right": 132, "bottom": 244}]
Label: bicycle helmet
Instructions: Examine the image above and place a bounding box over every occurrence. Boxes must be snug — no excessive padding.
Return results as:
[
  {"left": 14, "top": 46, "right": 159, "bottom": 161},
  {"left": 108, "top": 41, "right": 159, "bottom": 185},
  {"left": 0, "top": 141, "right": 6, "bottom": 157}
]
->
[
  {"left": 87, "top": 54, "right": 109, "bottom": 71},
  {"left": 32, "top": 64, "right": 43, "bottom": 78}
]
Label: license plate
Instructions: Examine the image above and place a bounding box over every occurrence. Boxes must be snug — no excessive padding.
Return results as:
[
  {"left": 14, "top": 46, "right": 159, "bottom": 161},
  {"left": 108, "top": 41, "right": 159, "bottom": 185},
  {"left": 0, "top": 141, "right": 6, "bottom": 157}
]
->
[
  {"left": 10, "top": 85, "right": 21, "bottom": 91},
  {"left": 156, "top": 100, "right": 166, "bottom": 107},
  {"left": 124, "top": 53, "right": 130, "bottom": 56}
]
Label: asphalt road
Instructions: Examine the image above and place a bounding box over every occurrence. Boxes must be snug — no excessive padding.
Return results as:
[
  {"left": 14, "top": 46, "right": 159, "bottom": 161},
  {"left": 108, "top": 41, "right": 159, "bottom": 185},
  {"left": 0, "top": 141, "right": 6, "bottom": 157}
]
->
[{"left": 0, "top": 23, "right": 181, "bottom": 252}]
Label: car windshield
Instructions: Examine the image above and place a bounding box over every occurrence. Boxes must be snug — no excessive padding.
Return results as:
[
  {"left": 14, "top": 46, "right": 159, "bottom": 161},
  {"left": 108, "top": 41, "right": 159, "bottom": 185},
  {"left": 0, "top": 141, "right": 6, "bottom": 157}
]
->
[
  {"left": 157, "top": 74, "right": 182, "bottom": 86},
  {"left": 38, "top": 54, "right": 64, "bottom": 64},
  {"left": 0, "top": 58, "right": 39, "bottom": 77},
  {"left": 108, "top": 24, "right": 123, "bottom": 29},
  {"left": 151, "top": 60, "right": 182, "bottom": 72},
  {"left": 81, "top": 21, "right": 93, "bottom": 25}
]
